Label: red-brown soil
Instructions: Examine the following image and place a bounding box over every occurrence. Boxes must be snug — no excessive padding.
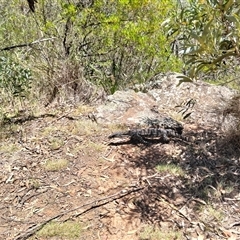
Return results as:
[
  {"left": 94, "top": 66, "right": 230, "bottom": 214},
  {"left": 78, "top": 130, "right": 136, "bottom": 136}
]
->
[{"left": 0, "top": 107, "right": 239, "bottom": 240}]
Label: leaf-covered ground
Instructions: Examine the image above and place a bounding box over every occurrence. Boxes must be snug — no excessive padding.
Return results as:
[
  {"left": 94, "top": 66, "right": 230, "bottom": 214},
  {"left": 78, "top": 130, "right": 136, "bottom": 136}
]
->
[{"left": 0, "top": 105, "right": 239, "bottom": 240}]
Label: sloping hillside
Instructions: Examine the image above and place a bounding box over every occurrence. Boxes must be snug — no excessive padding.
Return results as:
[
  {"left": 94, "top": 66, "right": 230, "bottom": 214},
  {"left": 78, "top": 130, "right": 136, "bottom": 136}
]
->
[{"left": 0, "top": 74, "right": 239, "bottom": 240}]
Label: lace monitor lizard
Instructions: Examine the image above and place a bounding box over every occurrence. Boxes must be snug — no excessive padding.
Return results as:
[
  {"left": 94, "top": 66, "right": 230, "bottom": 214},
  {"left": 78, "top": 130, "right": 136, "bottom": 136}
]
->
[{"left": 108, "top": 127, "right": 190, "bottom": 144}]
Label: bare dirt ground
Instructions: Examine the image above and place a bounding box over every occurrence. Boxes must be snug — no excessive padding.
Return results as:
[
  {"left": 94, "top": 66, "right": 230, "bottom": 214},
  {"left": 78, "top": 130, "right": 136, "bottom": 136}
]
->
[{"left": 0, "top": 105, "right": 240, "bottom": 240}]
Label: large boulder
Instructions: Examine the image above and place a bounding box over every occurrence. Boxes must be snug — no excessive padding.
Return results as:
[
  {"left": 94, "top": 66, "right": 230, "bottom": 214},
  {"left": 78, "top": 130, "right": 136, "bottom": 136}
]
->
[{"left": 96, "top": 73, "right": 237, "bottom": 129}]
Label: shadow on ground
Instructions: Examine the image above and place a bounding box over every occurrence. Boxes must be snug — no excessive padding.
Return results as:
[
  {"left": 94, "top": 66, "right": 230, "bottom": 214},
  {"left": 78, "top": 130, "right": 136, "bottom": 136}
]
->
[{"left": 108, "top": 127, "right": 240, "bottom": 239}]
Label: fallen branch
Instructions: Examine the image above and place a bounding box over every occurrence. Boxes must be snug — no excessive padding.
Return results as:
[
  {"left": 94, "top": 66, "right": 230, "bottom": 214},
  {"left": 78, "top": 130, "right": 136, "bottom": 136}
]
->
[
  {"left": 71, "top": 186, "right": 144, "bottom": 219},
  {"left": 14, "top": 186, "right": 144, "bottom": 240},
  {"left": 0, "top": 37, "right": 56, "bottom": 51},
  {"left": 158, "top": 194, "right": 192, "bottom": 222}
]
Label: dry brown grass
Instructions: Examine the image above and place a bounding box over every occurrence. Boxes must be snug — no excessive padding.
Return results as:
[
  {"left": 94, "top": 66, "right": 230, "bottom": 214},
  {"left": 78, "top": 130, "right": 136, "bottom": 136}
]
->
[
  {"left": 218, "top": 93, "right": 240, "bottom": 156},
  {"left": 156, "top": 164, "right": 185, "bottom": 176},
  {"left": 139, "top": 225, "right": 183, "bottom": 240},
  {"left": 35, "top": 221, "right": 84, "bottom": 239},
  {"left": 41, "top": 60, "right": 106, "bottom": 107},
  {"left": 43, "top": 158, "right": 69, "bottom": 171},
  {"left": 222, "top": 94, "right": 240, "bottom": 120}
]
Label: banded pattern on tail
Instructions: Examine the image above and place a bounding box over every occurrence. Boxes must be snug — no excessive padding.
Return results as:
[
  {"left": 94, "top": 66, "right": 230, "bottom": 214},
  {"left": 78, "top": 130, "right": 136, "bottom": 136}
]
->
[{"left": 109, "top": 127, "right": 190, "bottom": 144}]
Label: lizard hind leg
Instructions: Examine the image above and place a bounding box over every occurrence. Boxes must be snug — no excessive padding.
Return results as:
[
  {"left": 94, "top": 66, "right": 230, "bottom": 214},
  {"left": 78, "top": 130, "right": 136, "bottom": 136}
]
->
[{"left": 162, "top": 133, "right": 170, "bottom": 143}]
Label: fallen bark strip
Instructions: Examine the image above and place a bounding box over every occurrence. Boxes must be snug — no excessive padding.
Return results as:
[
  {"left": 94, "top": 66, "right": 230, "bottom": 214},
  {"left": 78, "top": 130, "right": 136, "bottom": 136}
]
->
[{"left": 14, "top": 186, "right": 144, "bottom": 240}]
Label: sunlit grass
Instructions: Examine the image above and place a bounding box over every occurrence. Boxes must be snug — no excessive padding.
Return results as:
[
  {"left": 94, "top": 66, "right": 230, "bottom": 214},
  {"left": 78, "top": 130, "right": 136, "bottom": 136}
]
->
[
  {"left": 76, "top": 140, "right": 106, "bottom": 157},
  {"left": 199, "top": 205, "right": 224, "bottom": 223},
  {"left": 139, "top": 225, "right": 183, "bottom": 240},
  {"left": 87, "top": 141, "right": 106, "bottom": 152},
  {"left": 44, "top": 158, "right": 68, "bottom": 171},
  {"left": 36, "top": 221, "right": 83, "bottom": 239},
  {"left": 71, "top": 119, "right": 104, "bottom": 136},
  {"left": 28, "top": 178, "right": 41, "bottom": 189},
  {"left": 108, "top": 123, "right": 128, "bottom": 132},
  {"left": 156, "top": 164, "right": 184, "bottom": 176},
  {"left": 71, "top": 105, "right": 95, "bottom": 115},
  {"left": 48, "top": 137, "right": 65, "bottom": 150},
  {"left": 0, "top": 142, "right": 20, "bottom": 154},
  {"left": 41, "top": 125, "right": 65, "bottom": 137}
]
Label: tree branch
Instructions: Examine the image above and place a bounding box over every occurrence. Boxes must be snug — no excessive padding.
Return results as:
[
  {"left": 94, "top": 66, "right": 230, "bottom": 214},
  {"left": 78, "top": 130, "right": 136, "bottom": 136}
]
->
[{"left": 0, "top": 37, "right": 56, "bottom": 51}]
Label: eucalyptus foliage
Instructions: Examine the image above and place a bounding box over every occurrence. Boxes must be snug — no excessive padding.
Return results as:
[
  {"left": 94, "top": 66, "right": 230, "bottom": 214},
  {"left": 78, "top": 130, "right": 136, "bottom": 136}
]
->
[{"left": 166, "top": 0, "right": 240, "bottom": 82}]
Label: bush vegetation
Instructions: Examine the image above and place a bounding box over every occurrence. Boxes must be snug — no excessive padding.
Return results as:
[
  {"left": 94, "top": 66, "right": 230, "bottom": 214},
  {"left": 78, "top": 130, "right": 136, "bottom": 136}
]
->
[
  {"left": 166, "top": 0, "right": 240, "bottom": 85},
  {"left": 1, "top": 0, "right": 240, "bottom": 111},
  {"left": 0, "top": 0, "right": 182, "bottom": 110}
]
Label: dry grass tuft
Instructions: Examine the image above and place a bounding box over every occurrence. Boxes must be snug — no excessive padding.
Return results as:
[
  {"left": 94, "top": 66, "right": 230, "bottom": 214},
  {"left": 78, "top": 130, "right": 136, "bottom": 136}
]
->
[
  {"left": 139, "top": 225, "right": 183, "bottom": 240},
  {"left": 72, "top": 119, "right": 104, "bottom": 136},
  {"left": 222, "top": 94, "right": 240, "bottom": 121},
  {"left": 42, "top": 60, "right": 106, "bottom": 106},
  {"left": 199, "top": 205, "right": 224, "bottom": 223},
  {"left": 48, "top": 137, "right": 65, "bottom": 150},
  {"left": 36, "top": 221, "right": 83, "bottom": 238},
  {"left": 108, "top": 123, "right": 129, "bottom": 132},
  {"left": 0, "top": 142, "right": 20, "bottom": 154},
  {"left": 220, "top": 129, "right": 240, "bottom": 156},
  {"left": 43, "top": 158, "right": 69, "bottom": 171},
  {"left": 75, "top": 140, "right": 106, "bottom": 157},
  {"left": 156, "top": 164, "right": 184, "bottom": 176},
  {"left": 219, "top": 94, "right": 240, "bottom": 156}
]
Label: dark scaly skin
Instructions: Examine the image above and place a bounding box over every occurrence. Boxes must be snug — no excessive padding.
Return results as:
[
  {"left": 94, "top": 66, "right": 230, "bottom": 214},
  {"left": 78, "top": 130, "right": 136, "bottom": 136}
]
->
[
  {"left": 143, "top": 117, "right": 183, "bottom": 135},
  {"left": 109, "top": 128, "right": 188, "bottom": 143}
]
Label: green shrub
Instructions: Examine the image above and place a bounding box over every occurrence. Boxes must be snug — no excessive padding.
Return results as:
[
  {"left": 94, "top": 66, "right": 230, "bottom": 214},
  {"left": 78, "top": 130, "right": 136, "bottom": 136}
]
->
[
  {"left": 166, "top": 0, "right": 240, "bottom": 83},
  {"left": 0, "top": 56, "right": 32, "bottom": 97},
  {"left": 0, "top": 0, "right": 183, "bottom": 100}
]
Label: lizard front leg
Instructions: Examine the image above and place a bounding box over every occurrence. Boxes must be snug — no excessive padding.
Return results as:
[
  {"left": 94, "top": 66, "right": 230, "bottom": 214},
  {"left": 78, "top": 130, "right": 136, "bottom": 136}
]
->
[{"left": 130, "top": 133, "right": 149, "bottom": 144}]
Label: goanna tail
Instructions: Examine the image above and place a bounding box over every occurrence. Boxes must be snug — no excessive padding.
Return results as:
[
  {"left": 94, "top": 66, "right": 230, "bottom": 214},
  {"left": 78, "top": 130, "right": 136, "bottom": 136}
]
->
[{"left": 108, "top": 131, "right": 129, "bottom": 138}]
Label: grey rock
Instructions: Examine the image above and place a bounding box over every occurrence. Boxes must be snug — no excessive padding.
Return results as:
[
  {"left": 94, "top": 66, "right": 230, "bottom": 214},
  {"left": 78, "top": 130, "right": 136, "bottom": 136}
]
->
[{"left": 95, "top": 73, "right": 237, "bottom": 128}]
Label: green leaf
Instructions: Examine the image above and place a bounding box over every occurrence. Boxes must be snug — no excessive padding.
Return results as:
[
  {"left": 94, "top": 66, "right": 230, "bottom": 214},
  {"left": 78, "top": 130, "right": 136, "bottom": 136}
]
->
[
  {"left": 224, "top": 0, "right": 234, "bottom": 12},
  {"left": 225, "top": 14, "right": 238, "bottom": 23},
  {"left": 176, "top": 75, "right": 193, "bottom": 86},
  {"left": 183, "top": 112, "right": 192, "bottom": 119},
  {"left": 202, "top": 19, "right": 213, "bottom": 37}
]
